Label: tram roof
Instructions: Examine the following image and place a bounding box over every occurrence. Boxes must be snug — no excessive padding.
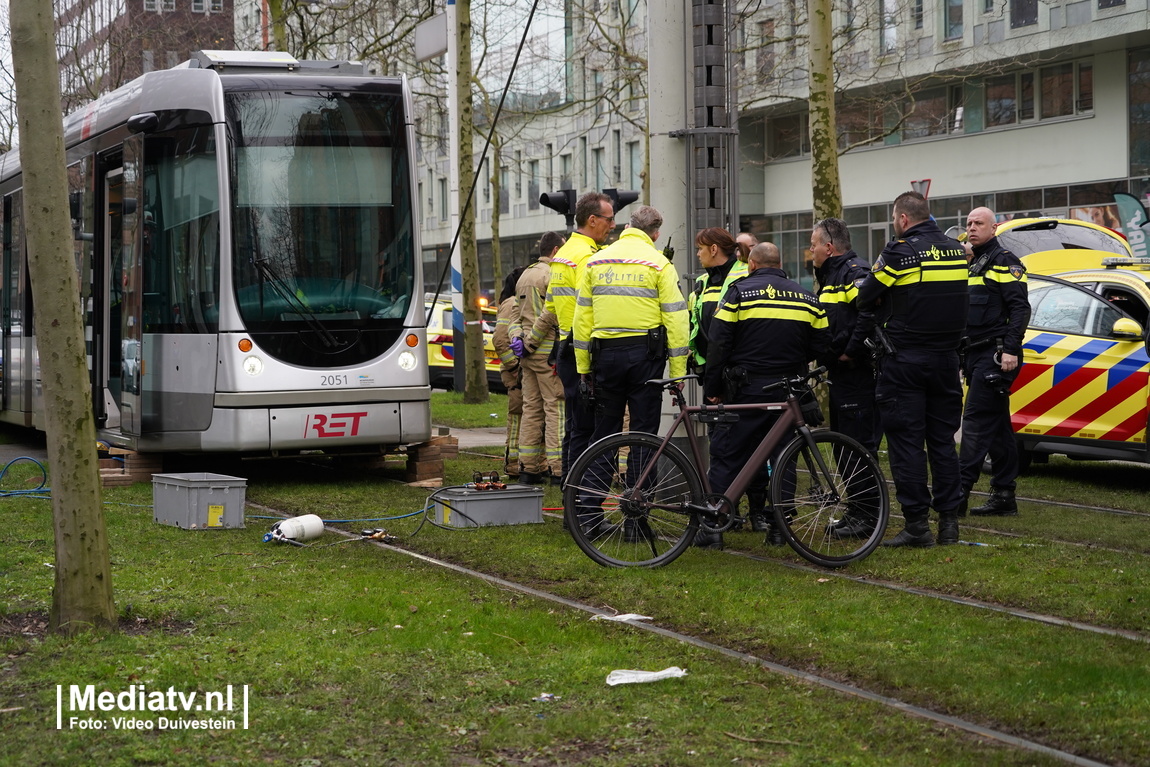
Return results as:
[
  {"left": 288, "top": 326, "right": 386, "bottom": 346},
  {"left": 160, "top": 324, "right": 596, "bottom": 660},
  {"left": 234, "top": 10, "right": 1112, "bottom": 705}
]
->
[{"left": 0, "top": 51, "right": 404, "bottom": 181}]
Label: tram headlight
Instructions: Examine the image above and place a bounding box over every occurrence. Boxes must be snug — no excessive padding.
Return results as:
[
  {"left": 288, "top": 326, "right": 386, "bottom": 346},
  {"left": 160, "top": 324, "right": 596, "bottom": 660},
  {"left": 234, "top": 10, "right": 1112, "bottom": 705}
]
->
[
  {"left": 242, "top": 355, "right": 264, "bottom": 376},
  {"left": 398, "top": 351, "right": 418, "bottom": 371}
]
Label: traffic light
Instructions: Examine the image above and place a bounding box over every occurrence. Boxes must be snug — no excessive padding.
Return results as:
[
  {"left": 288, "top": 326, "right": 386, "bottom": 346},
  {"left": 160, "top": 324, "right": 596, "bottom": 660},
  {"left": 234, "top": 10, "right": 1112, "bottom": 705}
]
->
[
  {"left": 603, "top": 188, "right": 639, "bottom": 213},
  {"left": 540, "top": 189, "right": 577, "bottom": 229}
]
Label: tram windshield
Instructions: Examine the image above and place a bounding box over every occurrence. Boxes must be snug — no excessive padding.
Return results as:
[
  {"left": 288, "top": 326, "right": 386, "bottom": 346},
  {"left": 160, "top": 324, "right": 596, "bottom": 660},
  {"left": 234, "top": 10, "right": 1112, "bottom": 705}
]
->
[{"left": 227, "top": 88, "right": 415, "bottom": 358}]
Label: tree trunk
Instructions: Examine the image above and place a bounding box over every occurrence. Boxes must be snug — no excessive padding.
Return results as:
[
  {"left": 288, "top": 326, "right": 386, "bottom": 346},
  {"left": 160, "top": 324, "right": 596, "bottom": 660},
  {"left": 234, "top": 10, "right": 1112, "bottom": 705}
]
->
[
  {"left": 10, "top": 0, "right": 117, "bottom": 634},
  {"left": 456, "top": 0, "right": 488, "bottom": 403},
  {"left": 807, "top": 0, "right": 842, "bottom": 221},
  {"left": 266, "top": 0, "right": 287, "bottom": 52}
]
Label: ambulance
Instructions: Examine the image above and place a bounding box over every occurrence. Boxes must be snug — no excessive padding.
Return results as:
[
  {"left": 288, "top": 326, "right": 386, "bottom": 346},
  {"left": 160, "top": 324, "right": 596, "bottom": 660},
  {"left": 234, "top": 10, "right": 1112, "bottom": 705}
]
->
[{"left": 996, "top": 218, "right": 1150, "bottom": 468}]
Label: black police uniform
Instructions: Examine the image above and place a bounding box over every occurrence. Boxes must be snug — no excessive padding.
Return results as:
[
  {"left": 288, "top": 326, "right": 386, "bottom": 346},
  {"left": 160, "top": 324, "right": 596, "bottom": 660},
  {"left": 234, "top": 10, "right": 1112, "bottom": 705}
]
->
[
  {"left": 702, "top": 267, "right": 829, "bottom": 546},
  {"left": 816, "top": 249, "right": 880, "bottom": 453},
  {"left": 858, "top": 220, "right": 968, "bottom": 545},
  {"left": 959, "top": 236, "right": 1030, "bottom": 512}
]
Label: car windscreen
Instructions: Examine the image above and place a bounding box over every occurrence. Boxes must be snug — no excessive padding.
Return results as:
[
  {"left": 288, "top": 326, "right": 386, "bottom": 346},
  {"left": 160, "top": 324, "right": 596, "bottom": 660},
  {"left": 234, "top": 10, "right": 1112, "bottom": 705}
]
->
[{"left": 999, "top": 221, "right": 1129, "bottom": 257}]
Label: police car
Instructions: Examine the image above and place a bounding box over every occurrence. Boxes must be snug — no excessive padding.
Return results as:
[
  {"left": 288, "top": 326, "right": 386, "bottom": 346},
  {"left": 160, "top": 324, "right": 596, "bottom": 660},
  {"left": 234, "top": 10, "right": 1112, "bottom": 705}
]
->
[{"left": 994, "top": 219, "right": 1150, "bottom": 468}]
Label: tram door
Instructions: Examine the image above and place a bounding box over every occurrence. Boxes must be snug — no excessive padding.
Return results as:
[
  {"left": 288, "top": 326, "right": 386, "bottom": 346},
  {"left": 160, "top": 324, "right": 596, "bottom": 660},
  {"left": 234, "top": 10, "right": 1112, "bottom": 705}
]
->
[{"left": 101, "top": 139, "right": 145, "bottom": 435}]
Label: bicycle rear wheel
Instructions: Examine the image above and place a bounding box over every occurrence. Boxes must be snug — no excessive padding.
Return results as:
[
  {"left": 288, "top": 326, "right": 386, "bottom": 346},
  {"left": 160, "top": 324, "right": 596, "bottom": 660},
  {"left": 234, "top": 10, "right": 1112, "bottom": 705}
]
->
[
  {"left": 769, "top": 430, "right": 889, "bottom": 568},
  {"left": 564, "top": 432, "right": 702, "bottom": 567}
]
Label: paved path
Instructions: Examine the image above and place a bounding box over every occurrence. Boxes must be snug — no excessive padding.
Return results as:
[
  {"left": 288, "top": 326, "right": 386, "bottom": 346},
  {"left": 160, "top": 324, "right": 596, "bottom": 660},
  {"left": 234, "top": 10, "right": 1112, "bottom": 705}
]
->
[{"left": 439, "top": 426, "right": 506, "bottom": 449}]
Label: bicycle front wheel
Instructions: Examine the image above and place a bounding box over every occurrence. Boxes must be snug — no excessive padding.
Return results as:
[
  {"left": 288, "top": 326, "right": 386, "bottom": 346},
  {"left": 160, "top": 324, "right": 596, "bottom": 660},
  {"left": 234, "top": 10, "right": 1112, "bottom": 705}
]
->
[
  {"left": 769, "top": 430, "right": 890, "bottom": 568},
  {"left": 564, "top": 432, "right": 703, "bottom": 568}
]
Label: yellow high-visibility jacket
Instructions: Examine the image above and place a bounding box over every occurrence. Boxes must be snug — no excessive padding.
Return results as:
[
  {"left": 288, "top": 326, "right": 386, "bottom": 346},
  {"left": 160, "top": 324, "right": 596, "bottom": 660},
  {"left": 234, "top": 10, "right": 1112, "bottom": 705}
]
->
[
  {"left": 572, "top": 228, "right": 689, "bottom": 377},
  {"left": 527, "top": 232, "right": 599, "bottom": 350}
]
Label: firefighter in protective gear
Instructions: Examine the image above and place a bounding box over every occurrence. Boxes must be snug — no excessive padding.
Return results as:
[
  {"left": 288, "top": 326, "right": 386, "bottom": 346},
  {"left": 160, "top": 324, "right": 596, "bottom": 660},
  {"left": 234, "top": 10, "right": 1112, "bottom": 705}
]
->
[
  {"left": 524, "top": 192, "right": 616, "bottom": 480},
  {"left": 573, "top": 205, "right": 689, "bottom": 439},
  {"left": 858, "top": 192, "right": 969, "bottom": 548},
  {"left": 697, "top": 244, "right": 830, "bottom": 549},
  {"left": 493, "top": 267, "right": 527, "bottom": 477},
  {"left": 511, "top": 232, "right": 567, "bottom": 484},
  {"left": 959, "top": 207, "right": 1030, "bottom": 517}
]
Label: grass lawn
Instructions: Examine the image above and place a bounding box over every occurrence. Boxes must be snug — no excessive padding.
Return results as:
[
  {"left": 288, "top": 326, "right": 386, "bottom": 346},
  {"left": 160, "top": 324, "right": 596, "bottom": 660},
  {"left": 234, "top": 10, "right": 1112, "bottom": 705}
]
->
[{"left": 1, "top": 405, "right": 1148, "bottom": 765}]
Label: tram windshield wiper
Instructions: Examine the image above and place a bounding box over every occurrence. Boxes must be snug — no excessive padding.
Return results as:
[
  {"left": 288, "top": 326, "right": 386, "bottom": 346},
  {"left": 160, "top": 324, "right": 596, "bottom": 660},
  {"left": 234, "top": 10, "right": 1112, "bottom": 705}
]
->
[{"left": 252, "top": 257, "right": 345, "bottom": 349}]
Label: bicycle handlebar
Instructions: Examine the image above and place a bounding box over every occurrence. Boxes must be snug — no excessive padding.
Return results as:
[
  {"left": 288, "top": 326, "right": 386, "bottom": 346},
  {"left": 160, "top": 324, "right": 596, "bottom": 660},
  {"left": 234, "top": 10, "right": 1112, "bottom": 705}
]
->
[{"left": 760, "top": 365, "right": 829, "bottom": 396}]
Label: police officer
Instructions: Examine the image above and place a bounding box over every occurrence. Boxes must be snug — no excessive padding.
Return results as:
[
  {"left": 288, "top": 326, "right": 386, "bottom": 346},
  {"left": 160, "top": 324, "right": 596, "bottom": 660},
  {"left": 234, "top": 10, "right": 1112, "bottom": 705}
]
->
[
  {"left": 958, "top": 207, "right": 1030, "bottom": 517},
  {"left": 573, "top": 205, "right": 689, "bottom": 442},
  {"left": 809, "top": 218, "right": 881, "bottom": 539},
  {"left": 858, "top": 192, "right": 968, "bottom": 548},
  {"left": 699, "top": 243, "right": 829, "bottom": 549},
  {"left": 689, "top": 228, "right": 749, "bottom": 375},
  {"left": 689, "top": 228, "right": 753, "bottom": 535},
  {"left": 511, "top": 232, "right": 566, "bottom": 484},
  {"left": 523, "top": 192, "right": 616, "bottom": 481}
]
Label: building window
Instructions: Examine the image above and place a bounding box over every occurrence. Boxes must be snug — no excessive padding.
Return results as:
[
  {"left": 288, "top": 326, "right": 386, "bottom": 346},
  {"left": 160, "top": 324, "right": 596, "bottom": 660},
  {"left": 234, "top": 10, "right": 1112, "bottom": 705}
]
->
[
  {"left": 913, "top": 0, "right": 923, "bottom": 30},
  {"left": 767, "top": 113, "right": 809, "bottom": 159},
  {"left": 836, "top": 100, "right": 881, "bottom": 149},
  {"left": 162, "top": 0, "right": 175, "bottom": 10},
  {"left": 560, "top": 154, "right": 572, "bottom": 189},
  {"left": 528, "top": 160, "right": 540, "bottom": 210},
  {"left": 1010, "top": 0, "right": 1037, "bottom": 27},
  {"left": 902, "top": 87, "right": 963, "bottom": 140},
  {"left": 986, "top": 74, "right": 1018, "bottom": 127},
  {"left": 1130, "top": 48, "right": 1150, "bottom": 177},
  {"left": 1077, "top": 62, "right": 1094, "bottom": 112},
  {"left": 211, "top": 0, "right": 223, "bottom": 9},
  {"left": 142, "top": 50, "right": 155, "bottom": 73},
  {"left": 439, "top": 178, "right": 448, "bottom": 217},
  {"left": 1040, "top": 63, "right": 1075, "bottom": 119},
  {"left": 984, "top": 61, "right": 1093, "bottom": 127},
  {"left": 757, "top": 20, "right": 776, "bottom": 81},
  {"left": 514, "top": 150, "right": 523, "bottom": 198},
  {"left": 144, "top": 0, "right": 157, "bottom": 9},
  {"left": 193, "top": 0, "right": 204, "bottom": 10},
  {"left": 627, "top": 141, "right": 641, "bottom": 190},
  {"left": 880, "top": 0, "right": 898, "bottom": 54},
  {"left": 1098, "top": 0, "right": 1125, "bottom": 7},
  {"left": 592, "top": 147, "right": 605, "bottom": 190},
  {"left": 944, "top": 0, "right": 962, "bottom": 39}
]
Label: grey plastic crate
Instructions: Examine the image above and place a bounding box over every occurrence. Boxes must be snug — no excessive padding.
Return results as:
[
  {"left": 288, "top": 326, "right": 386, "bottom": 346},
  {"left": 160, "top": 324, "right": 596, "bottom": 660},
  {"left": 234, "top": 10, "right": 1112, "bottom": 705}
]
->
[
  {"left": 152, "top": 473, "right": 247, "bottom": 530},
  {"left": 433, "top": 484, "right": 544, "bottom": 527}
]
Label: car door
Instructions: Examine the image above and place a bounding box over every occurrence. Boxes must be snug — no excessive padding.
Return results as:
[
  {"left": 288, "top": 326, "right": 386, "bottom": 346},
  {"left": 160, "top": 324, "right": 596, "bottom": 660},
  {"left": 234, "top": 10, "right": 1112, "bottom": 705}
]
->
[{"left": 1012, "top": 275, "right": 1150, "bottom": 455}]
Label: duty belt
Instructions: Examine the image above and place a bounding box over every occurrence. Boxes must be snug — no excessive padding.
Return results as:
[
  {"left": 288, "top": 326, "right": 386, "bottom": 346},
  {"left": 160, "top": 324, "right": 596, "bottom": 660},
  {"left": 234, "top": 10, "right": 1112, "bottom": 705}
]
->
[
  {"left": 596, "top": 335, "right": 647, "bottom": 349},
  {"left": 963, "top": 336, "right": 999, "bottom": 353}
]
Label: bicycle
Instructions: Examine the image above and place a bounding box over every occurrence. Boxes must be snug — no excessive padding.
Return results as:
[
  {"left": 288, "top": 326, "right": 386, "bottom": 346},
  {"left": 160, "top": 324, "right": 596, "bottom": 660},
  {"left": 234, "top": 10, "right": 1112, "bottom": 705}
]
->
[{"left": 563, "top": 367, "right": 890, "bottom": 568}]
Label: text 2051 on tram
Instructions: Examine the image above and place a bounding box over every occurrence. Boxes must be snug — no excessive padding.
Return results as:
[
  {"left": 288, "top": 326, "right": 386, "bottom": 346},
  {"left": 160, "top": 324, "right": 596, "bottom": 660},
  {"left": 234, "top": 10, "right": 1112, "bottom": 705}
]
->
[{"left": 0, "top": 50, "right": 430, "bottom": 455}]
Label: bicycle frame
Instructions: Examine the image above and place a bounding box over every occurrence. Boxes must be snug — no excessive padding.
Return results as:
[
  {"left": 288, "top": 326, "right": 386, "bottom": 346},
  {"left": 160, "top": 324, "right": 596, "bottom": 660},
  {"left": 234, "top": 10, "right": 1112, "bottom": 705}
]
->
[{"left": 627, "top": 382, "right": 836, "bottom": 522}]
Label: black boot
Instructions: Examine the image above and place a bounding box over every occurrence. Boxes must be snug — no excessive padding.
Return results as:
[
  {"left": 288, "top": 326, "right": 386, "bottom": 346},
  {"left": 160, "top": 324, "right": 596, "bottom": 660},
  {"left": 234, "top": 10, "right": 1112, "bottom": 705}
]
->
[
  {"left": 747, "top": 492, "right": 769, "bottom": 532},
  {"left": 937, "top": 513, "right": 960, "bottom": 545},
  {"left": 693, "top": 529, "right": 724, "bottom": 549},
  {"left": 971, "top": 488, "right": 1018, "bottom": 516},
  {"left": 765, "top": 524, "right": 785, "bottom": 547},
  {"left": 883, "top": 518, "right": 935, "bottom": 548},
  {"left": 830, "top": 515, "right": 875, "bottom": 539}
]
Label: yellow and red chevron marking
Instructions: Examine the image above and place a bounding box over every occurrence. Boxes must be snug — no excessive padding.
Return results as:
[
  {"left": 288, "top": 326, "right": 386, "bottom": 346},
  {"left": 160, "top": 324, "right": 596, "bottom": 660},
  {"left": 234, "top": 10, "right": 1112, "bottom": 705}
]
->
[{"left": 1011, "top": 332, "right": 1150, "bottom": 444}]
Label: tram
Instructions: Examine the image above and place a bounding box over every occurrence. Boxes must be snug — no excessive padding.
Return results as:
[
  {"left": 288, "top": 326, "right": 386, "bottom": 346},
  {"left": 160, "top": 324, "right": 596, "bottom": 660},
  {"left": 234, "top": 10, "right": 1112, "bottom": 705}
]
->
[{"left": 0, "top": 50, "right": 430, "bottom": 455}]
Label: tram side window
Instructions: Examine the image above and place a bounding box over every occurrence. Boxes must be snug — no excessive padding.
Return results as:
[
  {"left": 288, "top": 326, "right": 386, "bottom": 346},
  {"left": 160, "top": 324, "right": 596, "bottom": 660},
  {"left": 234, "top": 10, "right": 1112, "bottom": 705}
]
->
[{"left": 142, "top": 127, "right": 220, "bottom": 333}]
